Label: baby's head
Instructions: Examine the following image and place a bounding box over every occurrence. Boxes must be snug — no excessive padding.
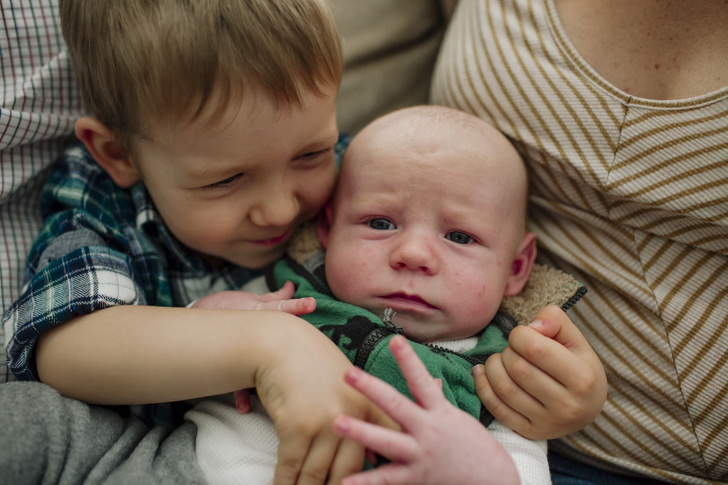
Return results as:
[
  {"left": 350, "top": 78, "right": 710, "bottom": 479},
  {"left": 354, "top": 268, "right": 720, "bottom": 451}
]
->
[
  {"left": 324, "top": 106, "right": 536, "bottom": 342},
  {"left": 60, "top": 0, "right": 342, "bottom": 269}
]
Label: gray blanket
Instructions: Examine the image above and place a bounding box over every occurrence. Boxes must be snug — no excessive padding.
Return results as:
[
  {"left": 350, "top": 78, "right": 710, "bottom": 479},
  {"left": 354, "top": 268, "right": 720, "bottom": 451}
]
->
[{"left": 0, "top": 382, "right": 205, "bottom": 485}]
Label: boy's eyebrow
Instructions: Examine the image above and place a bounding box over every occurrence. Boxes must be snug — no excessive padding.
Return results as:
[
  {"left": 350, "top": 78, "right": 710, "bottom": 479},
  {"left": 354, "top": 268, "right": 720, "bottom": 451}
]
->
[{"left": 185, "top": 132, "right": 340, "bottom": 181}]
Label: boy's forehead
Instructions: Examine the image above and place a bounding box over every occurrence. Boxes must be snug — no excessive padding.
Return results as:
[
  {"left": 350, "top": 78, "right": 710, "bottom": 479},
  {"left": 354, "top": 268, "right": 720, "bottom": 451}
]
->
[{"left": 144, "top": 83, "right": 338, "bottom": 140}]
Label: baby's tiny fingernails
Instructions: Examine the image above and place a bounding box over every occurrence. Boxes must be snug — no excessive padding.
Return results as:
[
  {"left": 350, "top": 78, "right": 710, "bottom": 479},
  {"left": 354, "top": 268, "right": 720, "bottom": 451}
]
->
[
  {"left": 333, "top": 415, "right": 351, "bottom": 433},
  {"left": 344, "top": 366, "right": 364, "bottom": 385}
]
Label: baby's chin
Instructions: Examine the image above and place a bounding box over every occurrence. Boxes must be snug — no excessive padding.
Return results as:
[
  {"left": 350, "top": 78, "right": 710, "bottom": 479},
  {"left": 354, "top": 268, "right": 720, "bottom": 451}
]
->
[
  {"left": 388, "top": 314, "right": 455, "bottom": 343},
  {"left": 348, "top": 302, "right": 460, "bottom": 342}
]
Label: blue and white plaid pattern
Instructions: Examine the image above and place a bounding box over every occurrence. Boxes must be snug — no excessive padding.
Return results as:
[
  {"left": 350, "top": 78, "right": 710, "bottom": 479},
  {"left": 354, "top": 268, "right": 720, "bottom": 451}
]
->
[
  {"left": 2, "top": 142, "right": 257, "bottom": 381},
  {"left": 0, "top": 0, "right": 85, "bottom": 383},
  {"left": 3, "top": 135, "right": 349, "bottom": 385}
]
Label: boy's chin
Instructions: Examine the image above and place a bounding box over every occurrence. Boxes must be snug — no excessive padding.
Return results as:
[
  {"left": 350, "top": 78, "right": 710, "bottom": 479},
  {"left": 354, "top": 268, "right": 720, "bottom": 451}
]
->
[
  {"left": 230, "top": 249, "right": 287, "bottom": 270},
  {"left": 201, "top": 248, "right": 284, "bottom": 270}
]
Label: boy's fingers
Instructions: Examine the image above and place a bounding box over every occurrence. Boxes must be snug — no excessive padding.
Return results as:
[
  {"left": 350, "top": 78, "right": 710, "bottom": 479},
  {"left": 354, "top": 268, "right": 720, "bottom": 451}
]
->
[
  {"left": 341, "top": 465, "right": 415, "bottom": 485},
  {"left": 327, "top": 438, "right": 367, "bottom": 485},
  {"left": 274, "top": 437, "right": 307, "bottom": 485},
  {"left": 296, "top": 433, "right": 341, "bottom": 485},
  {"left": 333, "top": 415, "right": 417, "bottom": 464},
  {"left": 233, "top": 388, "right": 251, "bottom": 414},
  {"left": 387, "top": 335, "right": 442, "bottom": 409},
  {"left": 274, "top": 431, "right": 336, "bottom": 485}
]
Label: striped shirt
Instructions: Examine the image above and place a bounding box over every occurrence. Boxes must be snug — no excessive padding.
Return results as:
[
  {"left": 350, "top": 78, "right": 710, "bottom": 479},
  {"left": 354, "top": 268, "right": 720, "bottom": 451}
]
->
[{"left": 431, "top": 1, "right": 728, "bottom": 483}]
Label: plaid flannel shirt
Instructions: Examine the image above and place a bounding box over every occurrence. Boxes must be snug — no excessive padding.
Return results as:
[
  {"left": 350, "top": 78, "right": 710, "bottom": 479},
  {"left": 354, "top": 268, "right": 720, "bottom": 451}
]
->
[
  {"left": 3, "top": 134, "right": 349, "bottom": 383},
  {"left": 2, "top": 142, "right": 257, "bottom": 382},
  {"left": 1, "top": 1, "right": 84, "bottom": 383}
]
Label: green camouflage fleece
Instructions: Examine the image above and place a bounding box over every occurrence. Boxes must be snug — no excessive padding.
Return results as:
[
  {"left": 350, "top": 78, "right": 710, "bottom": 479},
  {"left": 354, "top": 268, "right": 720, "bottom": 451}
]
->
[{"left": 267, "top": 253, "right": 518, "bottom": 425}]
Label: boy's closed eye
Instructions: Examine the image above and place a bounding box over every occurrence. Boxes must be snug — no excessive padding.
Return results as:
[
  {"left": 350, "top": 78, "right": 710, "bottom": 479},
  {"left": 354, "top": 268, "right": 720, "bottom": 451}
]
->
[
  {"left": 204, "top": 173, "right": 244, "bottom": 190},
  {"left": 295, "top": 147, "right": 333, "bottom": 163}
]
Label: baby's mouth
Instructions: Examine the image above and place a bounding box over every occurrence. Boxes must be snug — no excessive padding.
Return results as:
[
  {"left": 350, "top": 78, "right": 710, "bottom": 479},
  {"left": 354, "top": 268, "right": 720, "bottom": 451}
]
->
[{"left": 380, "top": 293, "right": 437, "bottom": 311}]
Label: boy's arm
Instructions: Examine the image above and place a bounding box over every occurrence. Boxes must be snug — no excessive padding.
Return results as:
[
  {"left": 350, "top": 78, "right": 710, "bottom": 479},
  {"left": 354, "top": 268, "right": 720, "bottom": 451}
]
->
[
  {"left": 35, "top": 304, "right": 393, "bottom": 485},
  {"left": 473, "top": 305, "right": 608, "bottom": 440}
]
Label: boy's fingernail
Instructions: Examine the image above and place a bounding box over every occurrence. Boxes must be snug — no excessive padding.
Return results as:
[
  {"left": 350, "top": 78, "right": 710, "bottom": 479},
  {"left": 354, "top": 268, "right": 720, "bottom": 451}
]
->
[
  {"left": 472, "top": 364, "right": 484, "bottom": 376},
  {"left": 528, "top": 319, "right": 543, "bottom": 329}
]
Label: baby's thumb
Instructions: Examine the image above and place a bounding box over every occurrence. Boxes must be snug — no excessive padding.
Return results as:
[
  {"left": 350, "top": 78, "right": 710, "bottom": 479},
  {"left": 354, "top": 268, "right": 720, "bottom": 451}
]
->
[{"left": 527, "top": 305, "right": 584, "bottom": 350}]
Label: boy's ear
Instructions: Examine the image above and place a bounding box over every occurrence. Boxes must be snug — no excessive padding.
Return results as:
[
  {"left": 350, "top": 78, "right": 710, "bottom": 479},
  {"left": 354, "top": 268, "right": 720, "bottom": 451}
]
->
[
  {"left": 503, "top": 232, "right": 537, "bottom": 297},
  {"left": 75, "top": 117, "right": 141, "bottom": 188}
]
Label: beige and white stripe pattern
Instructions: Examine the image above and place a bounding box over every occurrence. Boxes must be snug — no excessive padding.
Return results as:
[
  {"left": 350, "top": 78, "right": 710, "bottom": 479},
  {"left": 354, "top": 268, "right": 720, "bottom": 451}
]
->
[{"left": 431, "top": 0, "right": 728, "bottom": 483}]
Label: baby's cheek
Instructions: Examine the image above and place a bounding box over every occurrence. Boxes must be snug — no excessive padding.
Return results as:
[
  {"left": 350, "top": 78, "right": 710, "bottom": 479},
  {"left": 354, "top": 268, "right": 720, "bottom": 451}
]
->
[{"left": 329, "top": 248, "right": 378, "bottom": 304}]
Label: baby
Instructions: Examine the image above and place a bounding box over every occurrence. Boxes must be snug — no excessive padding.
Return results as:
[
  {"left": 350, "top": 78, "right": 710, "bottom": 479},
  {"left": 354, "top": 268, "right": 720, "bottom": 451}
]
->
[{"left": 187, "top": 106, "right": 555, "bottom": 484}]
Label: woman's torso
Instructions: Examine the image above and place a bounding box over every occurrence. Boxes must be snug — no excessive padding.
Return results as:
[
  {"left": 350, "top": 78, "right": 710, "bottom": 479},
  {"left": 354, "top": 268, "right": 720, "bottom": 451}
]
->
[{"left": 431, "top": 0, "right": 728, "bottom": 482}]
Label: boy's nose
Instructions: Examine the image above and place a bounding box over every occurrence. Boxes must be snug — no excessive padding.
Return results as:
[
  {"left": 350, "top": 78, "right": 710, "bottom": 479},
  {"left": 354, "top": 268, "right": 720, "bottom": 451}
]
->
[
  {"left": 249, "top": 191, "right": 299, "bottom": 228},
  {"left": 389, "top": 234, "right": 439, "bottom": 275}
]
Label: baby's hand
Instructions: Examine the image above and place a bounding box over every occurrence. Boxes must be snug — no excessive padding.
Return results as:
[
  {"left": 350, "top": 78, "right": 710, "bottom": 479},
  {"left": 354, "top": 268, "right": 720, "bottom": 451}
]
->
[
  {"left": 474, "top": 305, "right": 607, "bottom": 440},
  {"left": 332, "top": 335, "right": 519, "bottom": 485},
  {"left": 191, "top": 281, "right": 315, "bottom": 316}
]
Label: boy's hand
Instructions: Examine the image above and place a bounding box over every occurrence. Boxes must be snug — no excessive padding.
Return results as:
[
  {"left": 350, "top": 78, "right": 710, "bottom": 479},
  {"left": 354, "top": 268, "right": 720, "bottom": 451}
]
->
[
  {"left": 474, "top": 305, "right": 607, "bottom": 440},
  {"left": 193, "top": 281, "right": 316, "bottom": 416},
  {"left": 191, "top": 281, "right": 315, "bottom": 316},
  {"left": 254, "top": 318, "right": 396, "bottom": 485},
  {"left": 332, "top": 335, "right": 519, "bottom": 485}
]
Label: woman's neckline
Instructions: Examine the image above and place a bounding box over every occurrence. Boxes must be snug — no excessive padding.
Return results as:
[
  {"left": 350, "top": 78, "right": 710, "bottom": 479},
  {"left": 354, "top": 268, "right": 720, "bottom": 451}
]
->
[{"left": 545, "top": 0, "right": 728, "bottom": 107}]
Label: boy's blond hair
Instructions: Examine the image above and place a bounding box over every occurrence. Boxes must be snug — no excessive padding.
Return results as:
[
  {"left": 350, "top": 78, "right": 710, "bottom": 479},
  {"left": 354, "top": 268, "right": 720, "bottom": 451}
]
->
[{"left": 60, "top": 0, "right": 342, "bottom": 148}]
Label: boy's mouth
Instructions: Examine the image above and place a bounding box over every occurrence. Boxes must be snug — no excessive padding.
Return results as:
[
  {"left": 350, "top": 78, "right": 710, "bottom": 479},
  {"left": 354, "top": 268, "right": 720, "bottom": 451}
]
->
[{"left": 252, "top": 229, "right": 291, "bottom": 247}]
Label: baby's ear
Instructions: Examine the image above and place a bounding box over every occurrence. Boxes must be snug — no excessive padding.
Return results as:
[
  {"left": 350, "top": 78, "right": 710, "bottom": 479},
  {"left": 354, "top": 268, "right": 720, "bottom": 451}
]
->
[
  {"left": 503, "top": 232, "right": 537, "bottom": 297},
  {"left": 316, "top": 200, "right": 334, "bottom": 249},
  {"left": 75, "top": 117, "right": 141, "bottom": 188}
]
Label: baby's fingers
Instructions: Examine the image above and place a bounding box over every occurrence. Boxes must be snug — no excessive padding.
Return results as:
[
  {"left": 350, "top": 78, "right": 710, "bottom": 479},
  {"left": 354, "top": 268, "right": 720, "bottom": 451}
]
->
[
  {"left": 388, "top": 336, "right": 443, "bottom": 410},
  {"left": 254, "top": 296, "right": 316, "bottom": 316},
  {"left": 342, "top": 366, "right": 421, "bottom": 430},
  {"left": 333, "top": 415, "right": 417, "bottom": 463},
  {"left": 260, "top": 281, "right": 297, "bottom": 301},
  {"left": 475, "top": 355, "right": 535, "bottom": 437}
]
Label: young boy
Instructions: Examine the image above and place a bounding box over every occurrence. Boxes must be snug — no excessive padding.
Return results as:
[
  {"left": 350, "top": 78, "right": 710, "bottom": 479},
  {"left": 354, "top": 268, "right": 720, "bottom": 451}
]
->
[
  {"left": 186, "top": 106, "right": 579, "bottom": 484},
  {"left": 1, "top": 1, "right": 390, "bottom": 482}
]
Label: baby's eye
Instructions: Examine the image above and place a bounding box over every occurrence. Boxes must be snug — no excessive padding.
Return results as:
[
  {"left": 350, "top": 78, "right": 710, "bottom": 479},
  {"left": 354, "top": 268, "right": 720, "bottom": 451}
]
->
[
  {"left": 369, "top": 218, "right": 396, "bottom": 230},
  {"left": 446, "top": 231, "right": 473, "bottom": 245},
  {"left": 205, "top": 173, "right": 242, "bottom": 190}
]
